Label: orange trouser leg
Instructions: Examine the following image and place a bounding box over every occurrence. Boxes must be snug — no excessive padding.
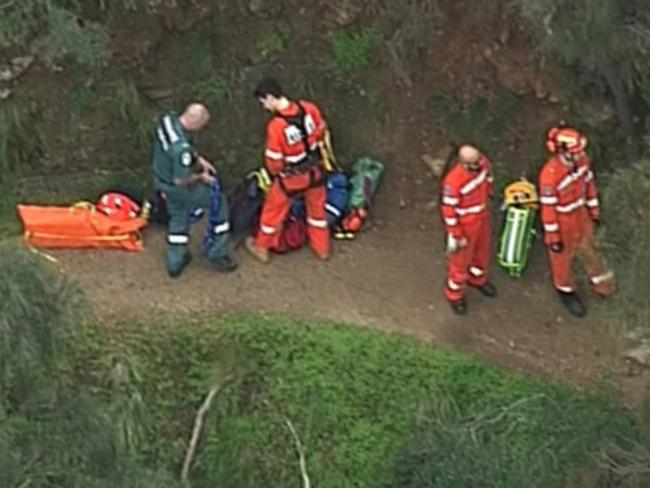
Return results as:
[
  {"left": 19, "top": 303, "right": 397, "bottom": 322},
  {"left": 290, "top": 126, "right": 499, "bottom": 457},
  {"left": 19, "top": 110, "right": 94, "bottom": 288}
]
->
[
  {"left": 255, "top": 182, "right": 291, "bottom": 250},
  {"left": 445, "top": 222, "right": 481, "bottom": 302},
  {"left": 467, "top": 216, "right": 491, "bottom": 287},
  {"left": 304, "top": 184, "right": 330, "bottom": 256},
  {"left": 548, "top": 217, "right": 580, "bottom": 293},
  {"left": 577, "top": 223, "right": 615, "bottom": 296}
]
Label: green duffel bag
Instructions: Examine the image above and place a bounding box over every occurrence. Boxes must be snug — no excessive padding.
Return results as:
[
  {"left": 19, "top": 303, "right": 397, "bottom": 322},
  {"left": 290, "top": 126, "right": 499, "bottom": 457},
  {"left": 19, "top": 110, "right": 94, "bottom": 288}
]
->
[
  {"left": 348, "top": 156, "right": 385, "bottom": 209},
  {"left": 497, "top": 206, "right": 537, "bottom": 278}
]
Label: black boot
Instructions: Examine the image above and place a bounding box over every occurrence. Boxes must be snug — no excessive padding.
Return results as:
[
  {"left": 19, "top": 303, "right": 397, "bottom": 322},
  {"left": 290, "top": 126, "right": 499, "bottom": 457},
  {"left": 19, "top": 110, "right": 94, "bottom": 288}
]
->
[
  {"left": 475, "top": 281, "right": 497, "bottom": 298},
  {"left": 212, "top": 255, "right": 238, "bottom": 273},
  {"left": 168, "top": 253, "right": 192, "bottom": 279},
  {"left": 449, "top": 299, "right": 467, "bottom": 316},
  {"left": 558, "top": 291, "right": 587, "bottom": 318}
]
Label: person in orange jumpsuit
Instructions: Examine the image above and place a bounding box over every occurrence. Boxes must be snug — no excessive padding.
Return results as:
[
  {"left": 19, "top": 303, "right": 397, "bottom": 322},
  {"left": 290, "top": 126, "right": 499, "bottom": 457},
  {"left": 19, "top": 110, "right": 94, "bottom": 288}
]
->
[
  {"left": 538, "top": 126, "right": 615, "bottom": 317},
  {"left": 440, "top": 145, "right": 497, "bottom": 315},
  {"left": 245, "top": 77, "right": 330, "bottom": 263}
]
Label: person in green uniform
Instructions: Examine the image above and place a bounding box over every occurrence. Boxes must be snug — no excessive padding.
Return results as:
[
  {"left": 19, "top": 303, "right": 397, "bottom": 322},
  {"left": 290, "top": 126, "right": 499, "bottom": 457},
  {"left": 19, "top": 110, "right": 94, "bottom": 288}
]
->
[{"left": 152, "top": 103, "right": 236, "bottom": 277}]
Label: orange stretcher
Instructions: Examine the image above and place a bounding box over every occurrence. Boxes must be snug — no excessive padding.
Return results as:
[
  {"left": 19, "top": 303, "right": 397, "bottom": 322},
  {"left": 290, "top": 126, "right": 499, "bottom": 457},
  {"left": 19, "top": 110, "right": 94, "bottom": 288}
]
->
[{"left": 16, "top": 202, "right": 148, "bottom": 252}]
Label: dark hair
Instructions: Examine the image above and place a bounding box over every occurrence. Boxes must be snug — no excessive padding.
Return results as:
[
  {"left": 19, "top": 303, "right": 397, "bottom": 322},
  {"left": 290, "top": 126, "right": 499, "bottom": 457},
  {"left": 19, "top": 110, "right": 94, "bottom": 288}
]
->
[{"left": 253, "top": 77, "right": 284, "bottom": 99}]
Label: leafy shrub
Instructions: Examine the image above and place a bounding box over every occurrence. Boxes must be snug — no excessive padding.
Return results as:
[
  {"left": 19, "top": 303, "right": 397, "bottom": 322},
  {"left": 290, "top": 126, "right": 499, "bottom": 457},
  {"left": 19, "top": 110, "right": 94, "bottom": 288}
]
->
[
  {"left": 330, "top": 27, "right": 380, "bottom": 78},
  {"left": 599, "top": 159, "right": 650, "bottom": 334},
  {"left": 111, "top": 79, "right": 153, "bottom": 152},
  {"left": 91, "top": 315, "right": 636, "bottom": 487},
  {"left": 0, "top": 98, "right": 45, "bottom": 178},
  {"left": 35, "top": 6, "right": 108, "bottom": 68},
  {"left": 193, "top": 75, "right": 233, "bottom": 112}
]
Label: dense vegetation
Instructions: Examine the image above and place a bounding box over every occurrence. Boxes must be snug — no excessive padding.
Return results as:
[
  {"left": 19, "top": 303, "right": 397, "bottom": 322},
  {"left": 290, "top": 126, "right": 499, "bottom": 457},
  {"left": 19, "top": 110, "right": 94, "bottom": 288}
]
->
[{"left": 0, "top": 243, "right": 647, "bottom": 487}]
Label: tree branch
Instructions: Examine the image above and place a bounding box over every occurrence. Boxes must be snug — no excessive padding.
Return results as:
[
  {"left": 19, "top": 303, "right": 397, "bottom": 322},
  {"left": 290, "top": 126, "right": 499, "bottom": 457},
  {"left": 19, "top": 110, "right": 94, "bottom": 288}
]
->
[
  {"left": 180, "top": 374, "right": 234, "bottom": 487},
  {"left": 284, "top": 417, "right": 311, "bottom": 488}
]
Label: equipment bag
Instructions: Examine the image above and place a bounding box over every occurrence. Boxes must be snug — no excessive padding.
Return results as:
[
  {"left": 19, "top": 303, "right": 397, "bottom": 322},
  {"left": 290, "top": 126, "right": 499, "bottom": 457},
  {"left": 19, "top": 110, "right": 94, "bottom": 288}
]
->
[
  {"left": 270, "top": 215, "right": 306, "bottom": 254},
  {"left": 229, "top": 174, "right": 265, "bottom": 235},
  {"left": 348, "top": 157, "right": 384, "bottom": 210},
  {"left": 290, "top": 172, "right": 349, "bottom": 226},
  {"left": 497, "top": 206, "right": 537, "bottom": 278},
  {"left": 325, "top": 171, "right": 349, "bottom": 225}
]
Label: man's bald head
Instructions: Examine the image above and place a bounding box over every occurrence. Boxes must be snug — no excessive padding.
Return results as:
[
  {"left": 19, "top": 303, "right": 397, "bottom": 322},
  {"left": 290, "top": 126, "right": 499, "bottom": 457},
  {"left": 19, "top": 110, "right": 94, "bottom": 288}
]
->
[
  {"left": 458, "top": 145, "right": 482, "bottom": 171},
  {"left": 180, "top": 103, "right": 210, "bottom": 132}
]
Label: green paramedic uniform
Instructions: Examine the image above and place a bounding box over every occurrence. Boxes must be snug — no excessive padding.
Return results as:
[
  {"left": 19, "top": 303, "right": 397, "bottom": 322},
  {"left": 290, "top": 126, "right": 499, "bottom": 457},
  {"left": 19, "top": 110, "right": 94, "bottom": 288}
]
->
[{"left": 152, "top": 111, "right": 231, "bottom": 276}]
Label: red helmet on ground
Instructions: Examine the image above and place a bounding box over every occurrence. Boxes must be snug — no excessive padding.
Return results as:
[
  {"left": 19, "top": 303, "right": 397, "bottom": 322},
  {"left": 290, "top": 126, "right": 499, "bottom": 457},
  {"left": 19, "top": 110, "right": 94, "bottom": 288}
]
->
[
  {"left": 97, "top": 192, "right": 141, "bottom": 220},
  {"left": 545, "top": 126, "right": 588, "bottom": 154}
]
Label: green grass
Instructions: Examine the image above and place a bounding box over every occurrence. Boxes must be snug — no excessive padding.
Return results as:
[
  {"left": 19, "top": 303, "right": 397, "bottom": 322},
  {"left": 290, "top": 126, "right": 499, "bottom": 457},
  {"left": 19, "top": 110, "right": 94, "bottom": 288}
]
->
[
  {"left": 192, "top": 75, "right": 233, "bottom": 112},
  {"left": 73, "top": 315, "right": 638, "bottom": 488},
  {"left": 329, "top": 27, "right": 380, "bottom": 78},
  {"left": 256, "top": 33, "right": 286, "bottom": 58}
]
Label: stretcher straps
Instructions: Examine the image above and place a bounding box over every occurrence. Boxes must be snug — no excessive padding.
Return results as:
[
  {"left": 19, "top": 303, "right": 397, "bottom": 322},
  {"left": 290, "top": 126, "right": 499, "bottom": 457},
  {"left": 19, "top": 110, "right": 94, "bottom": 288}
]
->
[{"left": 24, "top": 230, "right": 140, "bottom": 242}]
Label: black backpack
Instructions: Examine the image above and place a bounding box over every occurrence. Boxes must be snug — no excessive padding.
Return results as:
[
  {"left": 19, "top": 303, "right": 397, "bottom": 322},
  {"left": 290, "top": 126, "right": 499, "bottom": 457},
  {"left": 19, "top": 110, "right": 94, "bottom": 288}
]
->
[{"left": 229, "top": 175, "right": 264, "bottom": 235}]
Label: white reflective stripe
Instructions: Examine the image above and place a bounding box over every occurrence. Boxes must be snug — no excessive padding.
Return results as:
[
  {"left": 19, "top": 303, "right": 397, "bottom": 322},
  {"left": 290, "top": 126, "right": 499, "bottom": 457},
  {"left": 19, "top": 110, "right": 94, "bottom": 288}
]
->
[
  {"left": 544, "top": 223, "right": 559, "bottom": 232},
  {"left": 455, "top": 204, "right": 485, "bottom": 216},
  {"left": 309, "top": 142, "right": 318, "bottom": 151},
  {"left": 285, "top": 152, "right": 307, "bottom": 163},
  {"left": 163, "top": 115, "right": 179, "bottom": 144},
  {"left": 167, "top": 234, "right": 189, "bottom": 244},
  {"left": 260, "top": 224, "right": 277, "bottom": 235},
  {"left": 469, "top": 266, "right": 484, "bottom": 277},
  {"left": 447, "top": 279, "right": 461, "bottom": 291},
  {"left": 442, "top": 196, "right": 459, "bottom": 206},
  {"left": 557, "top": 166, "right": 588, "bottom": 191},
  {"left": 325, "top": 203, "right": 341, "bottom": 217},
  {"left": 487, "top": 175, "right": 494, "bottom": 183},
  {"left": 555, "top": 198, "right": 585, "bottom": 213},
  {"left": 505, "top": 207, "right": 521, "bottom": 264},
  {"left": 556, "top": 285, "right": 574, "bottom": 293},
  {"left": 307, "top": 218, "right": 328, "bottom": 228},
  {"left": 265, "top": 149, "right": 283, "bottom": 160},
  {"left": 585, "top": 170, "right": 594, "bottom": 182},
  {"left": 213, "top": 222, "right": 230, "bottom": 234},
  {"left": 586, "top": 198, "right": 599, "bottom": 208},
  {"left": 157, "top": 128, "right": 169, "bottom": 151},
  {"left": 539, "top": 196, "right": 558, "bottom": 205},
  {"left": 444, "top": 217, "right": 458, "bottom": 226},
  {"left": 460, "top": 170, "right": 488, "bottom": 195},
  {"left": 590, "top": 271, "right": 614, "bottom": 285}
]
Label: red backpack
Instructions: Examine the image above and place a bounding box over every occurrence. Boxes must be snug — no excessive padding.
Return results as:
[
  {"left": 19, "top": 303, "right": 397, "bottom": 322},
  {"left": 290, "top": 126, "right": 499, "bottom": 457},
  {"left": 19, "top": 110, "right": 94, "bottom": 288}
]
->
[
  {"left": 270, "top": 215, "right": 306, "bottom": 254},
  {"left": 96, "top": 192, "right": 141, "bottom": 220}
]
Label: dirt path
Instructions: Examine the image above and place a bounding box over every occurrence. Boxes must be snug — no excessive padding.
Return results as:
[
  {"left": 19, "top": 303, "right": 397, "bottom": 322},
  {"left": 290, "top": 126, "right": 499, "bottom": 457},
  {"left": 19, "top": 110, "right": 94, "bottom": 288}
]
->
[{"left": 44, "top": 173, "right": 646, "bottom": 402}]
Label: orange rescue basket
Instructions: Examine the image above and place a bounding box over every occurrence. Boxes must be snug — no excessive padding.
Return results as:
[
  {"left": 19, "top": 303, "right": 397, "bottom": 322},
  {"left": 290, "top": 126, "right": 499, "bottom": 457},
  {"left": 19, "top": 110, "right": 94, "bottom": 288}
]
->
[{"left": 17, "top": 202, "right": 148, "bottom": 252}]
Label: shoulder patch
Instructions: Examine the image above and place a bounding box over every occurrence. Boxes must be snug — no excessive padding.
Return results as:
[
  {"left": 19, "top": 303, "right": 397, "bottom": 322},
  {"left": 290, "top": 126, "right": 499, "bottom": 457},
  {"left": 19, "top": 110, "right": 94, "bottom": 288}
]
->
[
  {"left": 542, "top": 185, "right": 553, "bottom": 196},
  {"left": 181, "top": 150, "right": 194, "bottom": 167},
  {"left": 443, "top": 185, "right": 452, "bottom": 196}
]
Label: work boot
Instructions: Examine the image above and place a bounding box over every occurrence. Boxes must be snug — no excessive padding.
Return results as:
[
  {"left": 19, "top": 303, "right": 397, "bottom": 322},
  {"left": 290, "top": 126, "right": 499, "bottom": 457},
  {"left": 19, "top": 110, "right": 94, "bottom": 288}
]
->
[
  {"left": 168, "top": 252, "right": 192, "bottom": 279},
  {"left": 474, "top": 281, "right": 497, "bottom": 298},
  {"left": 448, "top": 299, "right": 467, "bottom": 316},
  {"left": 245, "top": 236, "right": 270, "bottom": 263},
  {"left": 558, "top": 291, "right": 587, "bottom": 318},
  {"left": 315, "top": 251, "right": 330, "bottom": 261},
  {"left": 212, "top": 255, "right": 238, "bottom": 273}
]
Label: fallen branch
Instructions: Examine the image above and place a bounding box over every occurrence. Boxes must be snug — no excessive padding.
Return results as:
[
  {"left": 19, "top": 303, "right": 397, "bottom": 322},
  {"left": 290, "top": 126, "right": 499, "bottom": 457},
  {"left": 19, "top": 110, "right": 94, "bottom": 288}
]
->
[
  {"left": 181, "top": 374, "right": 234, "bottom": 487},
  {"left": 284, "top": 417, "right": 311, "bottom": 488}
]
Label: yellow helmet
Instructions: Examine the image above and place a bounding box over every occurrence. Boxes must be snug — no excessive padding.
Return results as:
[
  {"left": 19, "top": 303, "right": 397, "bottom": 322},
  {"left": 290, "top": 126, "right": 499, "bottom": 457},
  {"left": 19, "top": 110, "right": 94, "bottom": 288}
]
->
[{"left": 503, "top": 179, "right": 538, "bottom": 209}]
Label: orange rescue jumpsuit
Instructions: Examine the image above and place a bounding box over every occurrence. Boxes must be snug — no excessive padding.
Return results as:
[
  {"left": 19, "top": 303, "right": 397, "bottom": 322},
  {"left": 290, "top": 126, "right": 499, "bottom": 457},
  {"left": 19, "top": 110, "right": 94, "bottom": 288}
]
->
[
  {"left": 538, "top": 155, "right": 614, "bottom": 296},
  {"left": 255, "top": 100, "right": 330, "bottom": 257},
  {"left": 440, "top": 156, "right": 493, "bottom": 302}
]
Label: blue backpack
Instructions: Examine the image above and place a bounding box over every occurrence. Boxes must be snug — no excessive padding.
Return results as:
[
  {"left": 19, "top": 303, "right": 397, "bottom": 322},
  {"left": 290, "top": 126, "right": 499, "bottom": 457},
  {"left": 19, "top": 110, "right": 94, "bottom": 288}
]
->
[{"left": 290, "top": 172, "right": 349, "bottom": 226}]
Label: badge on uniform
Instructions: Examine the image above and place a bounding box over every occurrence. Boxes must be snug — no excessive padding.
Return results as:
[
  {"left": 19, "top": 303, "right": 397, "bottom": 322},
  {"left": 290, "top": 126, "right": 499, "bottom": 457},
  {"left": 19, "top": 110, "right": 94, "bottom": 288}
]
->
[{"left": 181, "top": 150, "right": 194, "bottom": 167}]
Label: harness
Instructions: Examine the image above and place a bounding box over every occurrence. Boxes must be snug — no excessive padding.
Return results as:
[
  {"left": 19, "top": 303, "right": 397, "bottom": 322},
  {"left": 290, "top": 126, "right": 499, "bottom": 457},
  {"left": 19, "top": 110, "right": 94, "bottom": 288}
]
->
[{"left": 275, "top": 102, "right": 323, "bottom": 196}]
